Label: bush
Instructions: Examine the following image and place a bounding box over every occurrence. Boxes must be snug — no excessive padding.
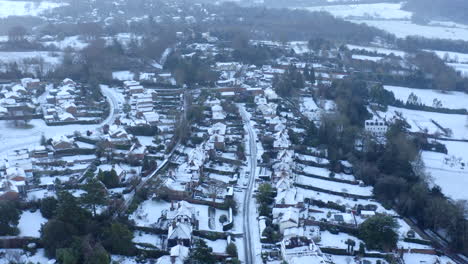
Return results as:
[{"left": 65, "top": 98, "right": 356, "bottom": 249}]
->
[
  {"left": 359, "top": 215, "right": 399, "bottom": 251},
  {"left": 101, "top": 222, "right": 137, "bottom": 256},
  {"left": 0, "top": 200, "right": 20, "bottom": 236},
  {"left": 40, "top": 197, "right": 58, "bottom": 219},
  {"left": 226, "top": 242, "right": 238, "bottom": 257}
]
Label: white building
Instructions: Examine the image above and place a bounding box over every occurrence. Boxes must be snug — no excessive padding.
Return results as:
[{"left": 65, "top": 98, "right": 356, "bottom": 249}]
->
[{"left": 364, "top": 119, "right": 388, "bottom": 136}]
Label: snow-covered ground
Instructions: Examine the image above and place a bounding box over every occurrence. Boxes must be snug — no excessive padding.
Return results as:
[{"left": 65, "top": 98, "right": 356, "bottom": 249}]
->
[
  {"left": 352, "top": 54, "right": 382, "bottom": 62},
  {"left": 301, "top": 2, "right": 468, "bottom": 41},
  {"left": 350, "top": 19, "right": 468, "bottom": 41},
  {"left": 129, "top": 199, "right": 170, "bottom": 227},
  {"left": 0, "top": 51, "right": 62, "bottom": 73},
  {"left": 449, "top": 63, "right": 468, "bottom": 77},
  {"left": 379, "top": 106, "right": 468, "bottom": 140},
  {"left": 383, "top": 85, "right": 468, "bottom": 110},
  {"left": 0, "top": 249, "right": 50, "bottom": 264},
  {"left": 18, "top": 210, "right": 47, "bottom": 238},
  {"left": 0, "top": 0, "right": 65, "bottom": 18},
  {"left": 305, "top": 3, "right": 411, "bottom": 20},
  {"left": 112, "top": 71, "right": 135, "bottom": 81},
  {"left": 296, "top": 175, "right": 373, "bottom": 197},
  {"left": 290, "top": 41, "right": 310, "bottom": 54},
  {"left": 422, "top": 150, "right": 468, "bottom": 201},
  {"left": 426, "top": 50, "right": 468, "bottom": 63},
  {"left": 0, "top": 119, "right": 100, "bottom": 158},
  {"left": 44, "top": 36, "right": 88, "bottom": 50}
]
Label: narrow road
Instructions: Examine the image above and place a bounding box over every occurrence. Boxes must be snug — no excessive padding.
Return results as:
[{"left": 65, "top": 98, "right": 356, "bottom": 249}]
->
[
  {"left": 239, "top": 105, "right": 258, "bottom": 264},
  {"left": 100, "top": 85, "right": 123, "bottom": 127}
]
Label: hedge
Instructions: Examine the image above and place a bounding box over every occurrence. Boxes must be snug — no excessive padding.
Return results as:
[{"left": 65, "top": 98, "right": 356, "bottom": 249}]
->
[
  {"left": 403, "top": 238, "right": 432, "bottom": 246},
  {"left": 193, "top": 230, "right": 228, "bottom": 241}
]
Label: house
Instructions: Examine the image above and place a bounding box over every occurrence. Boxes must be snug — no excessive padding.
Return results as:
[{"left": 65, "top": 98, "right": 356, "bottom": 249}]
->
[
  {"left": 58, "top": 112, "right": 76, "bottom": 122},
  {"left": 273, "top": 130, "right": 290, "bottom": 149},
  {"left": 208, "top": 122, "right": 227, "bottom": 136},
  {"left": 108, "top": 125, "right": 129, "bottom": 140},
  {"left": 165, "top": 201, "right": 197, "bottom": 226},
  {"left": 21, "top": 78, "right": 40, "bottom": 90},
  {"left": 62, "top": 78, "right": 76, "bottom": 86},
  {"left": 143, "top": 112, "right": 160, "bottom": 126},
  {"left": 128, "top": 143, "right": 146, "bottom": 160},
  {"left": 280, "top": 236, "right": 331, "bottom": 264},
  {"left": 275, "top": 187, "right": 303, "bottom": 208},
  {"left": 365, "top": 119, "right": 388, "bottom": 136},
  {"left": 211, "top": 104, "right": 226, "bottom": 121},
  {"left": 0, "top": 180, "right": 20, "bottom": 200},
  {"left": 156, "top": 245, "right": 189, "bottom": 264},
  {"left": 209, "top": 134, "right": 225, "bottom": 150},
  {"left": 123, "top": 80, "right": 140, "bottom": 89},
  {"left": 276, "top": 207, "right": 300, "bottom": 233},
  {"left": 167, "top": 222, "right": 192, "bottom": 248},
  {"left": 52, "top": 135, "right": 75, "bottom": 150},
  {"left": 170, "top": 245, "right": 189, "bottom": 263},
  {"left": 11, "top": 84, "right": 27, "bottom": 95},
  {"left": 62, "top": 102, "right": 77, "bottom": 115},
  {"left": 258, "top": 167, "right": 272, "bottom": 181},
  {"left": 30, "top": 146, "right": 49, "bottom": 158},
  {"left": 129, "top": 85, "right": 145, "bottom": 95}
]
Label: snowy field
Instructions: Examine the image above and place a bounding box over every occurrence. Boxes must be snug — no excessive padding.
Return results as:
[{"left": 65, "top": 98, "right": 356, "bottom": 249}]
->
[
  {"left": 423, "top": 151, "right": 468, "bottom": 201},
  {"left": 296, "top": 175, "right": 373, "bottom": 197},
  {"left": 290, "top": 41, "right": 310, "bottom": 54},
  {"left": 0, "top": 51, "right": 62, "bottom": 73},
  {"left": 0, "top": 51, "right": 62, "bottom": 64},
  {"left": 18, "top": 210, "right": 47, "bottom": 237},
  {"left": 305, "top": 3, "right": 411, "bottom": 20},
  {"left": 449, "top": 63, "right": 468, "bottom": 77},
  {"left": 300, "top": 2, "right": 468, "bottom": 41},
  {"left": 44, "top": 36, "right": 88, "bottom": 50},
  {"left": 0, "top": 0, "right": 65, "bottom": 18},
  {"left": 351, "top": 19, "right": 468, "bottom": 41},
  {"left": 129, "top": 200, "right": 171, "bottom": 227},
  {"left": 352, "top": 54, "right": 382, "bottom": 62},
  {"left": 426, "top": 50, "right": 468, "bottom": 63},
  {"left": 379, "top": 106, "right": 468, "bottom": 140},
  {"left": 383, "top": 85, "right": 468, "bottom": 110},
  {"left": 0, "top": 119, "right": 100, "bottom": 158},
  {"left": 113, "top": 71, "right": 135, "bottom": 81},
  {"left": 0, "top": 249, "right": 50, "bottom": 264}
]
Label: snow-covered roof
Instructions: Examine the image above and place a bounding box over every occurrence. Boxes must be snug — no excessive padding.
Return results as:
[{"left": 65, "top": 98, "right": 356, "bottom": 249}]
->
[{"left": 168, "top": 222, "right": 192, "bottom": 240}]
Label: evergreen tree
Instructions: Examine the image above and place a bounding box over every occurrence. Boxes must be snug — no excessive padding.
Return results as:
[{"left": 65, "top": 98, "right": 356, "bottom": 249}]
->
[
  {"left": 0, "top": 200, "right": 20, "bottom": 236},
  {"left": 82, "top": 178, "right": 107, "bottom": 217},
  {"left": 40, "top": 196, "right": 58, "bottom": 219}
]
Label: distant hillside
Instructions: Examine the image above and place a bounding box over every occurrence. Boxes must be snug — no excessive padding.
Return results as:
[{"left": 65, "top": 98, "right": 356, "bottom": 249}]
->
[{"left": 404, "top": 0, "right": 468, "bottom": 24}]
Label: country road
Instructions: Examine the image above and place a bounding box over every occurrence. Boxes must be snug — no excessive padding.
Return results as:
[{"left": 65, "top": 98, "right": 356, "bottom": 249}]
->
[{"left": 239, "top": 105, "right": 259, "bottom": 264}]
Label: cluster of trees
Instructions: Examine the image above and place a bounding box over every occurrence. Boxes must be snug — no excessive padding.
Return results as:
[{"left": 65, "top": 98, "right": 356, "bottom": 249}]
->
[
  {"left": 164, "top": 53, "right": 218, "bottom": 87},
  {"left": 0, "top": 200, "right": 20, "bottom": 236},
  {"left": 408, "top": 51, "right": 468, "bottom": 92},
  {"left": 256, "top": 183, "right": 282, "bottom": 243},
  {"left": 273, "top": 65, "right": 307, "bottom": 97},
  {"left": 397, "top": 36, "right": 468, "bottom": 54},
  {"left": 40, "top": 189, "right": 136, "bottom": 263},
  {"left": 203, "top": 2, "right": 393, "bottom": 44},
  {"left": 359, "top": 215, "right": 399, "bottom": 252},
  {"left": 313, "top": 78, "right": 468, "bottom": 254}
]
